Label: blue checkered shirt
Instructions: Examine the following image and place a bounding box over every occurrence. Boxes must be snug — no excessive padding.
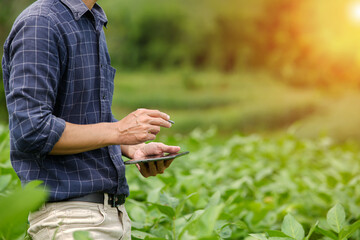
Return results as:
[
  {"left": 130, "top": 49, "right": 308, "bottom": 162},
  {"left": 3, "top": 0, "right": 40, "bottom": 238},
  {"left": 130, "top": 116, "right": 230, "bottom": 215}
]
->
[{"left": 2, "top": 0, "right": 129, "bottom": 201}]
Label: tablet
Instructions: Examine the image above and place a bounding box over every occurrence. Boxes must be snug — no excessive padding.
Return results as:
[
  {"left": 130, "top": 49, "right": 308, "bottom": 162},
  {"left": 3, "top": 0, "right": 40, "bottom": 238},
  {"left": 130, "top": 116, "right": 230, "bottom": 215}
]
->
[{"left": 124, "top": 151, "right": 189, "bottom": 165}]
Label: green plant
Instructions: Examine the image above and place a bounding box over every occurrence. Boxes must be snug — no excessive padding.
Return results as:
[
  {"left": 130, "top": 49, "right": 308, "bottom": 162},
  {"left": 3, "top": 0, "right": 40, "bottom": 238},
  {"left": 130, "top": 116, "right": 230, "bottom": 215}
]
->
[
  {"left": 250, "top": 204, "right": 360, "bottom": 240},
  {"left": 0, "top": 126, "right": 48, "bottom": 240},
  {"left": 2, "top": 125, "right": 360, "bottom": 239},
  {"left": 123, "top": 128, "right": 360, "bottom": 239}
]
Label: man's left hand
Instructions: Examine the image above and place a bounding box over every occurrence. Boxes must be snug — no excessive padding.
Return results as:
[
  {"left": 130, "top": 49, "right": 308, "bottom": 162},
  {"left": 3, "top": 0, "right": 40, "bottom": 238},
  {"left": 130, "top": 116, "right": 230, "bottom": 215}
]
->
[{"left": 132, "top": 142, "right": 181, "bottom": 178}]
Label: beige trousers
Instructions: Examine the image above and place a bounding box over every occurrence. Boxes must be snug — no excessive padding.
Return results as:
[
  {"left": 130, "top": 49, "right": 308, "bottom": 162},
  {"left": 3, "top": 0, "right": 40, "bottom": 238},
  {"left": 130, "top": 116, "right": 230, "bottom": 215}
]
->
[{"left": 28, "top": 194, "right": 131, "bottom": 240}]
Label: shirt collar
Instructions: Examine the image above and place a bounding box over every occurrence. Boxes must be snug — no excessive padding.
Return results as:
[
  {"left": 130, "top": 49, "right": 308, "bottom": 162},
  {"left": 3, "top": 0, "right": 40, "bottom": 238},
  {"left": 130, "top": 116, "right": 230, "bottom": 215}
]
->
[
  {"left": 60, "top": 0, "right": 108, "bottom": 27},
  {"left": 92, "top": 3, "right": 108, "bottom": 28}
]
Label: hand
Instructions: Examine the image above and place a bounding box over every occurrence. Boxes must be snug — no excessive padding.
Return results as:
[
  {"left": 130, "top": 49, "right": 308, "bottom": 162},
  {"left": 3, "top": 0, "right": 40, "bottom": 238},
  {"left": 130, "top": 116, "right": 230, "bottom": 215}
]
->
[
  {"left": 115, "top": 108, "right": 172, "bottom": 145},
  {"left": 132, "top": 142, "right": 181, "bottom": 178}
]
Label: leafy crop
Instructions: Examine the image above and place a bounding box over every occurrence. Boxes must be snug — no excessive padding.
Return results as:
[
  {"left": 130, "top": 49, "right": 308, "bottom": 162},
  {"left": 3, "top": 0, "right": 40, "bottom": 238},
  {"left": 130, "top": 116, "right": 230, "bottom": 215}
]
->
[
  {"left": 126, "top": 128, "right": 360, "bottom": 239},
  {"left": 0, "top": 126, "right": 48, "bottom": 240},
  {"left": 2, "top": 126, "right": 360, "bottom": 239},
  {"left": 251, "top": 204, "right": 360, "bottom": 240}
]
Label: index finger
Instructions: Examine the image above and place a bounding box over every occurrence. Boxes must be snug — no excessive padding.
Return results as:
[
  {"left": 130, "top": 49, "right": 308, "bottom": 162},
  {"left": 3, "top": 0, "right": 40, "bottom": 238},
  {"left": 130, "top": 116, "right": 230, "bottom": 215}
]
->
[{"left": 143, "top": 109, "right": 170, "bottom": 121}]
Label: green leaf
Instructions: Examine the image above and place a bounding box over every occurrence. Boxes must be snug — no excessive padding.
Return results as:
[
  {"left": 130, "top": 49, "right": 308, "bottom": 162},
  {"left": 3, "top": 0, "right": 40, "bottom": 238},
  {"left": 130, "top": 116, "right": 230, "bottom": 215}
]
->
[
  {"left": 159, "top": 192, "right": 179, "bottom": 209},
  {"left": 144, "top": 237, "right": 166, "bottom": 240},
  {"left": 315, "top": 226, "right": 338, "bottom": 240},
  {"left": 198, "top": 204, "right": 224, "bottom": 237},
  {"left": 131, "top": 230, "right": 158, "bottom": 239},
  {"left": 219, "top": 225, "right": 232, "bottom": 238},
  {"left": 0, "top": 174, "right": 12, "bottom": 192},
  {"left": 146, "top": 187, "right": 161, "bottom": 203},
  {"left": 175, "top": 192, "right": 197, "bottom": 217},
  {"left": 73, "top": 231, "right": 93, "bottom": 240},
  {"left": 266, "top": 230, "right": 291, "bottom": 238},
  {"left": 151, "top": 203, "right": 176, "bottom": 218},
  {"left": 0, "top": 180, "right": 48, "bottom": 239},
  {"left": 268, "top": 238, "right": 293, "bottom": 240},
  {"left": 249, "top": 233, "right": 268, "bottom": 240},
  {"left": 304, "top": 221, "right": 318, "bottom": 240},
  {"left": 178, "top": 204, "right": 224, "bottom": 239},
  {"left": 198, "top": 237, "right": 219, "bottom": 240},
  {"left": 327, "top": 204, "right": 346, "bottom": 233},
  {"left": 339, "top": 219, "right": 360, "bottom": 240},
  {"left": 207, "top": 191, "right": 221, "bottom": 207},
  {"left": 281, "top": 214, "right": 305, "bottom": 240},
  {"left": 129, "top": 205, "right": 147, "bottom": 223}
]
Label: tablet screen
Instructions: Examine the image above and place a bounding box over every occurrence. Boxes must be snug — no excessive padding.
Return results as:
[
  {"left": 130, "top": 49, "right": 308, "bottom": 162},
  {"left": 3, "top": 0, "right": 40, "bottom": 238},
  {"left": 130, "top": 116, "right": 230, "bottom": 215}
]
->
[{"left": 124, "top": 151, "right": 189, "bottom": 165}]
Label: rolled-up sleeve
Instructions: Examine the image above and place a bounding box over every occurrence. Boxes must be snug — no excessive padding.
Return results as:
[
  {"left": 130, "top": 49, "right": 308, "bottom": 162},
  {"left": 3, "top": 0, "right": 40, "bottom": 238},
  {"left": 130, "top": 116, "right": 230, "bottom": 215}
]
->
[{"left": 5, "top": 15, "right": 66, "bottom": 155}]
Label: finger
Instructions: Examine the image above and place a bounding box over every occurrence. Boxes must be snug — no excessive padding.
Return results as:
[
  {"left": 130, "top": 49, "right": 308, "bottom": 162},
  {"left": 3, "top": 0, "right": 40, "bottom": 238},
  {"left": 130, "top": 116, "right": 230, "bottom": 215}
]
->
[
  {"left": 148, "top": 118, "right": 171, "bottom": 128},
  {"left": 138, "top": 162, "right": 150, "bottom": 178},
  {"left": 164, "top": 159, "right": 174, "bottom": 168},
  {"left": 136, "top": 113, "right": 171, "bottom": 128},
  {"left": 146, "top": 132, "right": 157, "bottom": 141},
  {"left": 145, "top": 143, "right": 180, "bottom": 156},
  {"left": 143, "top": 144, "right": 164, "bottom": 157},
  {"left": 135, "top": 163, "right": 141, "bottom": 171},
  {"left": 144, "top": 109, "right": 170, "bottom": 121},
  {"left": 135, "top": 132, "right": 156, "bottom": 143},
  {"left": 148, "top": 126, "right": 161, "bottom": 135},
  {"left": 158, "top": 144, "right": 181, "bottom": 154},
  {"left": 155, "top": 160, "right": 165, "bottom": 173},
  {"left": 147, "top": 161, "right": 158, "bottom": 176}
]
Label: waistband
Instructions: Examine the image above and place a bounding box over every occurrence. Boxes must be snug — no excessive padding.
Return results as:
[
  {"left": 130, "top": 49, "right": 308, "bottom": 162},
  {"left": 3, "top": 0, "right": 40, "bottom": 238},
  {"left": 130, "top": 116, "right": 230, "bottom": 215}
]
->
[{"left": 63, "top": 193, "right": 126, "bottom": 207}]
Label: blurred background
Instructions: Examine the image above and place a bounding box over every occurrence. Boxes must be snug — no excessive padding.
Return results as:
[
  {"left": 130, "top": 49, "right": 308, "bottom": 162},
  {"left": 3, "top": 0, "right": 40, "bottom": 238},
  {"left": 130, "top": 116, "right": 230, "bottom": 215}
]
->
[{"left": 2, "top": 0, "right": 360, "bottom": 142}]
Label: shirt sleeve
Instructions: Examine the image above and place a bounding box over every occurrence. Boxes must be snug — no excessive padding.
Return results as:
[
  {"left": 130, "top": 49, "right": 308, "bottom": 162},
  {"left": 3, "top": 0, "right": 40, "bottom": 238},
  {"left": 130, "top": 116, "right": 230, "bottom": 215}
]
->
[
  {"left": 111, "top": 114, "right": 118, "bottom": 123},
  {"left": 5, "top": 15, "right": 66, "bottom": 155}
]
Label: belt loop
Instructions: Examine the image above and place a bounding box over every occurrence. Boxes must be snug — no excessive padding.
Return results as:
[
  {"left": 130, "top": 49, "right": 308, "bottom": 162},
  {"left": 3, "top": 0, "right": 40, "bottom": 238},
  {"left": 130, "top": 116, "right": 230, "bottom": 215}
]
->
[{"left": 103, "top": 193, "right": 109, "bottom": 211}]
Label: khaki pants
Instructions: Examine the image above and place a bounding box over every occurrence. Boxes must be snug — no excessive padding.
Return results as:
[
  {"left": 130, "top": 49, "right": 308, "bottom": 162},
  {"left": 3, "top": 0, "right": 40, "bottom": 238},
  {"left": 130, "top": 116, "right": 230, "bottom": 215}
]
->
[{"left": 28, "top": 194, "right": 131, "bottom": 240}]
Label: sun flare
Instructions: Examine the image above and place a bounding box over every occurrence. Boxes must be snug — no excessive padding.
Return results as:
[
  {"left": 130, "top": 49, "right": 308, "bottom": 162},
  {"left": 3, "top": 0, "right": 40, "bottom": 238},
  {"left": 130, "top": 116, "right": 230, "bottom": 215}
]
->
[{"left": 349, "top": 2, "right": 360, "bottom": 23}]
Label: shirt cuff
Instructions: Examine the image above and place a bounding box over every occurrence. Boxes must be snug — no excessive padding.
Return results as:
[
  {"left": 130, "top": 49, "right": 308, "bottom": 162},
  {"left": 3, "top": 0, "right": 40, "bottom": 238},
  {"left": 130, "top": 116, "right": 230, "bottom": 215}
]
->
[{"left": 42, "top": 116, "right": 66, "bottom": 155}]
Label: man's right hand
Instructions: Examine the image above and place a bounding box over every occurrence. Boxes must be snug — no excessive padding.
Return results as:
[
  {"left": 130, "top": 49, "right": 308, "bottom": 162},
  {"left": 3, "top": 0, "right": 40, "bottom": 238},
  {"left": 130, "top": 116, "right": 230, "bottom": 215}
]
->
[
  {"left": 115, "top": 108, "right": 172, "bottom": 145},
  {"left": 50, "top": 108, "right": 172, "bottom": 155}
]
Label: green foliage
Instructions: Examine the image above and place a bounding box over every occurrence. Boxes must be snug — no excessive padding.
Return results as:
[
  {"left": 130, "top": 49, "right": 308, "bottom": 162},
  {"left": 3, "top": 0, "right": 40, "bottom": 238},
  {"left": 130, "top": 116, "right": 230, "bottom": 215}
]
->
[
  {"left": 98, "top": 0, "right": 360, "bottom": 89},
  {"left": 0, "top": 181, "right": 48, "bottom": 240},
  {"left": 252, "top": 204, "right": 360, "bottom": 240},
  {"left": 0, "top": 126, "right": 48, "bottom": 240},
  {"left": 0, "top": 0, "right": 35, "bottom": 124},
  {"left": 281, "top": 214, "right": 305, "bottom": 240},
  {"left": 112, "top": 71, "right": 320, "bottom": 138},
  {"left": 111, "top": 71, "right": 360, "bottom": 142},
  {"left": 2, "top": 125, "right": 360, "bottom": 239},
  {"left": 73, "top": 231, "right": 93, "bottom": 240},
  {"left": 327, "top": 204, "right": 346, "bottom": 234},
  {"left": 101, "top": 0, "right": 264, "bottom": 71},
  {"left": 123, "top": 128, "right": 360, "bottom": 239}
]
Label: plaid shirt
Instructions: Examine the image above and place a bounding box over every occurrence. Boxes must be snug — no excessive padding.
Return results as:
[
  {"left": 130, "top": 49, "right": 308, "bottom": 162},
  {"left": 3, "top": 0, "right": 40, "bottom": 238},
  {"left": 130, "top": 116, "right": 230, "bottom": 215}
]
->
[{"left": 2, "top": 0, "right": 129, "bottom": 201}]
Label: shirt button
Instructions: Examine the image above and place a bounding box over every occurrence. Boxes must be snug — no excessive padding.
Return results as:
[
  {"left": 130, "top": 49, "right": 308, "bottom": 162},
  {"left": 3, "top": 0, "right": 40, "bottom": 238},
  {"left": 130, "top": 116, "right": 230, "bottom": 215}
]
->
[{"left": 102, "top": 95, "right": 106, "bottom": 100}]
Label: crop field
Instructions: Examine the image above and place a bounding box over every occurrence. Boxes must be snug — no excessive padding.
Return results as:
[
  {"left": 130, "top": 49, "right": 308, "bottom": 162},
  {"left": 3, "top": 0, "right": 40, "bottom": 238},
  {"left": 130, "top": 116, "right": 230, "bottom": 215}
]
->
[
  {"left": 2, "top": 0, "right": 360, "bottom": 239},
  {"left": 111, "top": 71, "right": 360, "bottom": 142},
  {"left": 2, "top": 125, "right": 360, "bottom": 239},
  {"left": 111, "top": 71, "right": 318, "bottom": 135}
]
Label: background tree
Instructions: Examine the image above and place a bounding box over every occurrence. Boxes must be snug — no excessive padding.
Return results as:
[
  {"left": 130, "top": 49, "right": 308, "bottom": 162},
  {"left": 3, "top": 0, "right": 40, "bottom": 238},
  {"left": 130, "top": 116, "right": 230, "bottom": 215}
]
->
[{"left": 0, "top": 0, "right": 35, "bottom": 123}]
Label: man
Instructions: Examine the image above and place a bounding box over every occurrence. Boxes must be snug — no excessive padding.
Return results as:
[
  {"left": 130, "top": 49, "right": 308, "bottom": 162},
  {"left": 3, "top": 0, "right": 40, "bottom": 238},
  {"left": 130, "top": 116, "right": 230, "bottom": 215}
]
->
[{"left": 2, "top": 0, "right": 180, "bottom": 239}]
